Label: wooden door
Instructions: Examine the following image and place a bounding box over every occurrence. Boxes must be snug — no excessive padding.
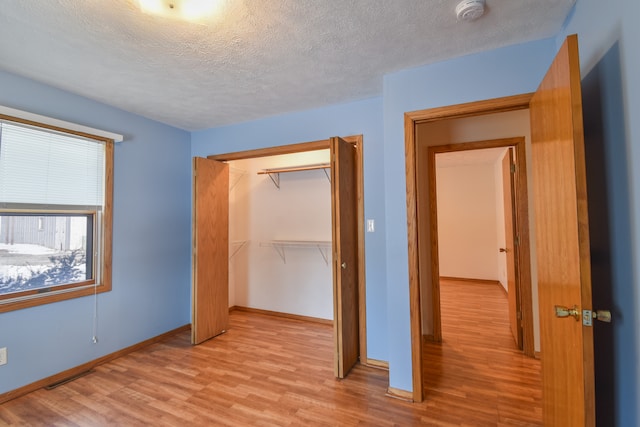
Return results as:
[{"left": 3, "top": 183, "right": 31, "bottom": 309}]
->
[
  {"left": 501, "top": 148, "right": 522, "bottom": 349},
  {"left": 330, "top": 136, "right": 359, "bottom": 378},
  {"left": 530, "top": 35, "right": 595, "bottom": 426},
  {"left": 192, "top": 157, "right": 229, "bottom": 345}
]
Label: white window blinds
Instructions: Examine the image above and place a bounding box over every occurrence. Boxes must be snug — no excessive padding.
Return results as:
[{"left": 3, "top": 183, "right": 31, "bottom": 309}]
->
[{"left": 0, "top": 121, "right": 105, "bottom": 208}]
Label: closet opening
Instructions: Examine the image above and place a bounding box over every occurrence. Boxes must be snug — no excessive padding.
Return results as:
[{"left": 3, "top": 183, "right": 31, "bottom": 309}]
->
[
  {"left": 227, "top": 150, "right": 334, "bottom": 327},
  {"left": 192, "top": 135, "right": 366, "bottom": 379}
]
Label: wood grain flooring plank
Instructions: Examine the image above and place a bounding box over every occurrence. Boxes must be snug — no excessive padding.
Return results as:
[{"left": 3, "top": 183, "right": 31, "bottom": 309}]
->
[{"left": 1, "top": 280, "right": 541, "bottom": 426}]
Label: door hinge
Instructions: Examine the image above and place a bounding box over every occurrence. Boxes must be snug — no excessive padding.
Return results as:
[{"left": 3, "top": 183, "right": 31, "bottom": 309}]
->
[
  {"left": 515, "top": 235, "right": 520, "bottom": 246},
  {"left": 511, "top": 164, "right": 516, "bottom": 173},
  {"left": 516, "top": 311, "right": 522, "bottom": 320}
]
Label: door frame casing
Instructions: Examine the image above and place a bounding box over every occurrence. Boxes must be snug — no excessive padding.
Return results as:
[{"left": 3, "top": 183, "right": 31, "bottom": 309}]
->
[
  {"left": 404, "top": 94, "right": 533, "bottom": 402},
  {"left": 425, "top": 137, "right": 532, "bottom": 351},
  {"left": 207, "top": 135, "right": 368, "bottom": 366}
]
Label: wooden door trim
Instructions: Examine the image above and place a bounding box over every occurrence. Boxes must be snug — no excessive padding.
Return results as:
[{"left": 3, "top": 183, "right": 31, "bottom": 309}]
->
[
  {"left": 427, "top": 137, "right": 534, "bottom": 356},
  {"left": 208, "top": 139, "right": 330, "bottom": 161},
  {"left": 207, "top": 135, "right": 367, "bottom": 366},
  {"left": 407, "top": 93, "right": 533, "bottom": 124},
  {"left": 405, "top": 93, "right": 533, "bottom": 402}
]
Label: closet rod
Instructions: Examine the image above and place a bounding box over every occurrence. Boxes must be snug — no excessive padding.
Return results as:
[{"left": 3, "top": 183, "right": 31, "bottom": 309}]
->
[
  {"left": 258, "top": 163, "right": 331, "bottom": 189},
  {"left": 257, "top": 163, "right": 330, "bottom": 175}
]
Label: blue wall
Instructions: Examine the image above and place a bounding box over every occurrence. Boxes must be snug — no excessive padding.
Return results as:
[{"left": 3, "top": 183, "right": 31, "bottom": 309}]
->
[
  {"left": 381, "top": 37, "right": 555, "bottom": 390},
  {"left": 622, "top": 8, "right": 640, "bottom": 423},
  {"left": 191, "top": 97, "right": 389, "bottom": 361},
  {"left": 2, "top": 1, "right": 639, "bottom": 423},
  {"left": 0, "top": 70, "right": 192, "bottom": 394},
  {"left": 558, "top": 0, "right": 640, "bottom": 424},
  {"left": 194, "top": 37, "right": 555, "bottom": 393}
]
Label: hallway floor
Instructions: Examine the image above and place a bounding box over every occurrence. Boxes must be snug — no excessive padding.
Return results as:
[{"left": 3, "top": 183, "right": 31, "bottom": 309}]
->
[{"left": 421, "top": 278, "right": 542, "bottom": 425}]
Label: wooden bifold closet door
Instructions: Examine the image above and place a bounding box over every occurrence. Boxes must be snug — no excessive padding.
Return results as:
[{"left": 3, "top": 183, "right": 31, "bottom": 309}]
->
[
  {"left": 192, "top": 157, "right": 229, "bottom": 345},
  {"left": 330, "top": 136, "right": 359, "bottom": 378}
]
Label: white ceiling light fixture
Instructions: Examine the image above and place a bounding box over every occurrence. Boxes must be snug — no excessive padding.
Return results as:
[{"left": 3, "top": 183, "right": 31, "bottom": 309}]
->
[
  {"left": 455, "top": 0, "right": 486, "bottom": 22},
  {"left": 135, "top": 0, "right": 221, "bottom": 22}
]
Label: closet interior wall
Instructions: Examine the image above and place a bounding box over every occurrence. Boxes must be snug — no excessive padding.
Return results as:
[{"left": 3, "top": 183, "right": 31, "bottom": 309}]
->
[{"left": 228, "top": 150, "right": 333, "bottom": 320}]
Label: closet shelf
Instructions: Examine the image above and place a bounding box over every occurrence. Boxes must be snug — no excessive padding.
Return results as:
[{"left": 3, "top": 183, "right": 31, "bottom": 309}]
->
[
  {"left": 230, "top": 240, "right": 248, "bottom": 259},
  {"left": 257, "top": 163, "right": 331, "bottom": 189},
  {"left": 260, "top": 240, "right": 331, "bottom": 265}
]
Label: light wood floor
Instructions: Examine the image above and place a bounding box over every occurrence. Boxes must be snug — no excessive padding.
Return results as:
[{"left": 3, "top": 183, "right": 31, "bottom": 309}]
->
[
  {"left": 1, "top": 279, "right": 541, "bottom": 426},
  {"left": 423, "top": 279, "right": 542, "bottom": 425}
]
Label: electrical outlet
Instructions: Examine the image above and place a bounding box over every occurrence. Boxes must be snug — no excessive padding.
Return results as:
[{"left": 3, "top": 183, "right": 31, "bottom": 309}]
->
[{"left": 0, "top": 347, "right": 7, "bottom": 366}]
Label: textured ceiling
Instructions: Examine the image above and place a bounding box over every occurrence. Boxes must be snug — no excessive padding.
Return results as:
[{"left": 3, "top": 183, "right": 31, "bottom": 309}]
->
[{"left": 0, "top": 0, "right": 575, "bottom": 131}]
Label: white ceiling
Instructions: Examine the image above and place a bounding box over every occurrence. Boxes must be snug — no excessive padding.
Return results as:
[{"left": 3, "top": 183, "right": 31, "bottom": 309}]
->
[
  {"left": 0, "top": 0, "right": 575, "bottom": 131},
  {"left": 436, "top": 147, "right": 507, "bottom": 168}
]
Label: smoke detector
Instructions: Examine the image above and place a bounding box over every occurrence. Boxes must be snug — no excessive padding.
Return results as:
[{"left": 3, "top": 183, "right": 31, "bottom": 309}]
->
[{"left": 455, "top": 0, "right": 486, "bottom": 22}]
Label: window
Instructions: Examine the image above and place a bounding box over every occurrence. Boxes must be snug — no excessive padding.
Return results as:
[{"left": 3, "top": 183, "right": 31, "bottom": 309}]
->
[{"left": 0, "top": 116, "right": 113, "bottom": 312}]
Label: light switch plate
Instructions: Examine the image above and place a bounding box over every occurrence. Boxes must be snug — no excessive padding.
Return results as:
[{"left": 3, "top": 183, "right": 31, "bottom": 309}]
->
[
  {"left": 366, "top": 219, "right": 375, "bottom": 232},
  {"left": 0, "top": 347, "right": 7, "bottom": 366}
]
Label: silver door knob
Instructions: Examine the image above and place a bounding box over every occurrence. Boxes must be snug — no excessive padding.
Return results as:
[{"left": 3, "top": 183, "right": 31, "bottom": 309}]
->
[
  {"left": 341, "top": 262, "right": 347, "bottom": 269},
  {"left": 592, "top": 310, "right": 612, "bottom": 322}
]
